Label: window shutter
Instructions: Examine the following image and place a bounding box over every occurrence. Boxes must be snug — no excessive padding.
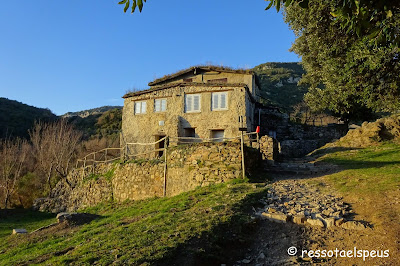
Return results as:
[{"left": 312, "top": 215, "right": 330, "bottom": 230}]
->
[
  {"left": 141, "top": 101, "right": 146, "bottom": 113},
  {"left": 213, "top": 94, "right": 219, "bottom": 110},
  {"left": 186, "top": 95, "right": 192, "bottom": 112},
  {"left": 154, "top": 100, "right": 159, "bottom": 112},
  {"left": 135, "top": 102, "right": 141, "bottom": 114},
  {"left": 220, "top": 93, "right": 226, "bottom": 109},
  {"left": 161, "top": 99, "right": 166, "bottom": 111},
  {"left": 193, "top": 95, "right": 200, "bottom": 111}
]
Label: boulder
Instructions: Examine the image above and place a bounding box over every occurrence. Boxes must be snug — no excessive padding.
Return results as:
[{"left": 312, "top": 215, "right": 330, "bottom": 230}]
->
[
  {"left": 306, "top": 218, "right": 325, "bottom": 227},
  {"left": 293, "top": 215, "right": 307, "bottom": 225},
  {"left": 334, "top": 218, "right": 346, "bottom": 226},
  {"left": 56, "top": 212, "right": 99, "bottom": 225},
  {"left": 12, "top": 229, "right": 27, "bottom": 234},
  {"left": 261, "top": 212, "right": 289, "bottom": 223},
  {"left": 324, "top": 217, "right": 336, "bottom": 228},
  {"left": 341, "top": 221, "right": 366, "bottom": 230}
]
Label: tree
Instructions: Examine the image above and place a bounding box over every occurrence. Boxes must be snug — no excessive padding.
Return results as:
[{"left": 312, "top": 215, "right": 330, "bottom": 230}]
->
[
  {"left": 265, "top": 0, "right": 400, "bottom": 47},
  {"left": 281, "top": 0, "right": 400, "bottom": 121},
  {"left": 0, "top": 138, "right": 29, "bottom": 209},
  {"left": 30, "top": 119, "right": 82, "bottom": 190}
]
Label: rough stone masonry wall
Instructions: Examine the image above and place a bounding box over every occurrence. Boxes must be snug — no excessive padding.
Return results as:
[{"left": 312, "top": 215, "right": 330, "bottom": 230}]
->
[{"left": 34, "top": 141, "right": 259, "bottom": 213}]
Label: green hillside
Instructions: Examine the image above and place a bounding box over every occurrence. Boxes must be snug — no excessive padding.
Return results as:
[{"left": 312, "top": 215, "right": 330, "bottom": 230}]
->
[
  {"left": 0, "top": 98, "right": 57, "bottom": 139},
  {"left": 67, "top": 108, "right": 122, "bottom": 139},
  {"left": 253, "top": 62, "right": 308, "bottom": 111}
]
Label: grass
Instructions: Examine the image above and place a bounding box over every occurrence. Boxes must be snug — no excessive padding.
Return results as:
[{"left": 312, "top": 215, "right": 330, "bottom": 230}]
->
[
  {"left": 0, "top": 210, "right": 56, "bottom": 239},
  {"left": 318, "top": 142, "right": 400, "bottom": 194},
  {"left": 0, "top": 180, "right": 266, "bottom": 265},
  {"left": 313, "top": 141, "right": 400, "bottom": 233}
]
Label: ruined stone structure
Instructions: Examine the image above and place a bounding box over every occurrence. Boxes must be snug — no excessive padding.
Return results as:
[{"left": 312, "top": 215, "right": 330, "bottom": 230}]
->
[{"left": 121, "top": 66, "right": 260, "bottom": 156}]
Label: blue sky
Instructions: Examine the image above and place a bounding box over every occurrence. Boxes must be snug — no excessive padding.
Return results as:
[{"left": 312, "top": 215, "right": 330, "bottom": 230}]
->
[{"left": 0, "top": 1, "right": 299, "bottom": 115}]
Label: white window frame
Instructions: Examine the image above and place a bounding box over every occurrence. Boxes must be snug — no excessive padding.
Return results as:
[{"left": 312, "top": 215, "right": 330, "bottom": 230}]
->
[
  {"left": 211, "top": 91, "right": 228, "bottom": 111},
  {"left": 185, "top": 94, "right": 201, "bottom": 113},
  {"left": 154, "top": 98, "right": 167, "bottom": 112},
  {"left": 134, "top": 101, "right": 147, "bottom": 114}
]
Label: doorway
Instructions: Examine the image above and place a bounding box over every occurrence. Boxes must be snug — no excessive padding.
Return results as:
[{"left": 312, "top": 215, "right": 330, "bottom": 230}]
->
[{"left": 155, "top": 135, "right": 166, "bottom": 157}]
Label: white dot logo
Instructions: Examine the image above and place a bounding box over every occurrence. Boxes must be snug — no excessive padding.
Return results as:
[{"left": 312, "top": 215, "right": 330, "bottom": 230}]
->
[{"left": 287, "top": 246, "right": 297, "bottom": 256}]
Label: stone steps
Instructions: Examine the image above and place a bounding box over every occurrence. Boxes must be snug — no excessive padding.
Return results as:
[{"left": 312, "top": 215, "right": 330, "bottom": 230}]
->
[{"left": 263, "top": 160, "right": 330, "bottom": 175}]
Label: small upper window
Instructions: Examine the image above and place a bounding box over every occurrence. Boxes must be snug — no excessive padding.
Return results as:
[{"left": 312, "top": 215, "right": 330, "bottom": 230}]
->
[
  {"left": 185, "top": 94, "right": 201, "bottom": 113},
  {"left": 207, "top": 78, "right": 227, "bottom": 83},
  {"left": 211, "top": 92, "right": 228, "bottom": 111},
  {"left": 135, "top": 101, "right": 147, "bottom": 114},
  {"left": 154, "top": 99, "right": 167, "bottom": 112}
]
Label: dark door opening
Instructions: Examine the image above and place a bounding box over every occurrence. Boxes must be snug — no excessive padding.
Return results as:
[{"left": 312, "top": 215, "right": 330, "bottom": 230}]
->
[{"left": 155, "top": 135, "right": 166, "bottom": 157}]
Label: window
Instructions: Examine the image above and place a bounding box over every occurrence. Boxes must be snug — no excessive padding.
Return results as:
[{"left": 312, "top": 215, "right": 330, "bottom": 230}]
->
[
  {"left": 134, "top": 101, "right": 146, "bottom": 114},
  {"left": 211, "top": 92, "right": 228, "bottom": 111},
  {"left": 185, "top": 94, "right": 201, "bottom": 113},
  {"left": 183, "top": 78, "right": 193, "bottom": 82},
  {"left": 207, "top": 78, "right": 227, "bottom": 83},
  {"left": 211, "top": 130, "right": 225, "bottom": 142},
  {"left": 154, "top": 99, "right": 167, "bottom": 112}
]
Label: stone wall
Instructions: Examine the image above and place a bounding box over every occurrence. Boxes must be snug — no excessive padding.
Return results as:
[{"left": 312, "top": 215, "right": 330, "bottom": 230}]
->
[
  {"left": 34, "top": 141, "right": 260, "bottom": 213},
  {"left": 257, "top": 108, "right": 347, "bottom": 158},
  {"left": 259, "top": 135, "right": 278, "bottom": 163}
]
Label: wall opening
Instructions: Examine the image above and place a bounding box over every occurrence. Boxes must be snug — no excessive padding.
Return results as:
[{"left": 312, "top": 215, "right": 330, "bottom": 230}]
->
[
  {"left": 184, "top": 128, "right": 196, "bottom": 142},
  {"left": 155, "top": 135, "right": 166, "bottom": 157},
  {"left": 211, "top": 129, "right": 225, "bottom": 142}
]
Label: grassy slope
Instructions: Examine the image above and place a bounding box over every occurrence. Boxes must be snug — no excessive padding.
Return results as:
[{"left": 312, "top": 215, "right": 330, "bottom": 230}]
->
[
  {"left": 0, "top": 181, "right": 266, "bottom": 265},
  {"left": 314, "top": 142, "right": 400, "bottom": 230},
  {"left": 317, "top": 143, "right": 400, "bottom": 195}
]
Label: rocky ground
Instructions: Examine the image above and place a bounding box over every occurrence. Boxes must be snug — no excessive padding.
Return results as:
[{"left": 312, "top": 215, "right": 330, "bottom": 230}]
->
[{"left": 228, "top": 164, "right": 398, "bottom": 266}]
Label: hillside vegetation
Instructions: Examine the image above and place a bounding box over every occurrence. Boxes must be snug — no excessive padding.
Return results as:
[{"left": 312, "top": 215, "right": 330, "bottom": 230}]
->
[
  {"left": 62, "top": 106, "right": 122, "bottom": 119},
  {"left": 0, "top": 98, "right": 57, "bottom": 139},
  {"left": 252, "top": 62, "right": 308, "bottom": 111}
]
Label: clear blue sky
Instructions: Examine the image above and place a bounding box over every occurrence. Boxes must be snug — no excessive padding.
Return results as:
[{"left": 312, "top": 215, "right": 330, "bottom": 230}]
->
[{"left": 0, "top": 1, "right": 299, "bottom": 115}]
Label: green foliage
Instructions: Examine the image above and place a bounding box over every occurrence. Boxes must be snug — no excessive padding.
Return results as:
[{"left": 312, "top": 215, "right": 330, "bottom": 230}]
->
[
  {"left": 0, "top": 181, "right": 267, "bottom": 265},
  {"left": 0, "top": 98, "right": 57, "bottom": 139},
  {"left": 119, "top": 0, "right": 147, "bottom": 13},
  {"left": 283, "top": 1, "right": 400, "bottom": 120},
  {"left": 67, "top": 107, "right": 122, "bottom": 139},
  {"left": 84, "top": 173, "right": 101, "bottom": 182},
  {"left": 95, "top": 108, "right": 122, "bottom": 137},
  {"left": 17, "top": 172, "right": 45, "bottom": 208},
  {"left": 103, "top": 168, "right": 115, "bottom": 182},
  {"left": 266, "top": 0, "right": 400, "bottom": 47}
]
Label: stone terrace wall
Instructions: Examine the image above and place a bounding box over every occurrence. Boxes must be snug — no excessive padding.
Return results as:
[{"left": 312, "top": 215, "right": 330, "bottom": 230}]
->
[{"left": 34, "top": 141, "right": 260, "bottom": 213}]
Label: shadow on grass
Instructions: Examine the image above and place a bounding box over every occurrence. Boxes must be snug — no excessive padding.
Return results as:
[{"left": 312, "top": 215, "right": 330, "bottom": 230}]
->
[
  {"left": 150, "top": 188, "right": 268, "bottom": 266},
  {"left": 308, "top": 146, "right": 361, "bottom": 160},
  {"left": 0, "top": 209, "right": 56, "bottom": 238}
]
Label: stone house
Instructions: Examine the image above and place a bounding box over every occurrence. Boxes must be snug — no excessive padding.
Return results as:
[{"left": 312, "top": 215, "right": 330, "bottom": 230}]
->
[{"left": 121, "top": 66, "right": 260, "bottom": 156}]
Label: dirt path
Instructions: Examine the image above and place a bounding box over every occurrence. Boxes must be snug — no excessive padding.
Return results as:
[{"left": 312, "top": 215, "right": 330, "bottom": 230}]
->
[{"left": 229, "top": 169, "right": 399, "bottom": 265}]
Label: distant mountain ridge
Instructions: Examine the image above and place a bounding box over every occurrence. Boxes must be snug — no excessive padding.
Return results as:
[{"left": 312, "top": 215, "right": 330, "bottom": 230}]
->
[
  {"left": 62, "top": 106, "right": 122, "bottom": 118},
  {"left": 0, "top": 97, "right": 57, "bottom": 139},
  {"left": 0, "top": 98, "right": 122, "bottom": 139}
]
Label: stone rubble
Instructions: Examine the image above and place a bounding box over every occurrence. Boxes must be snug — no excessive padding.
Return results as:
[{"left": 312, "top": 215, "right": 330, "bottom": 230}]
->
[{"left": 255, "top": 180, "right": 368, "bottom": 230}]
